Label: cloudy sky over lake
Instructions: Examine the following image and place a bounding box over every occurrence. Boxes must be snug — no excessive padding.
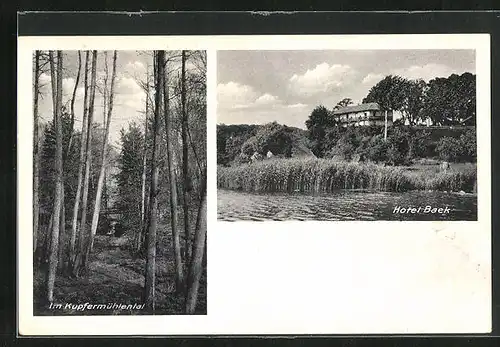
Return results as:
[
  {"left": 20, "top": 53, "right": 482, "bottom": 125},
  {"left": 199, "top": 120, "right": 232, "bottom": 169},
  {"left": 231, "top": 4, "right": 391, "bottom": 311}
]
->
[{"left": 217, "top": 50, "right": 476, "bottom": 129}]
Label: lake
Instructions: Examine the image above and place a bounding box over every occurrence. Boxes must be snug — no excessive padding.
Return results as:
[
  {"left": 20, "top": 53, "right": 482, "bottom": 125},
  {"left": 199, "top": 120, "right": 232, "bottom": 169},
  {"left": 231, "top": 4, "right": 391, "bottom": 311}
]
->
[{"left": 217, "top": 189, "right": 477, "bottom": 221}]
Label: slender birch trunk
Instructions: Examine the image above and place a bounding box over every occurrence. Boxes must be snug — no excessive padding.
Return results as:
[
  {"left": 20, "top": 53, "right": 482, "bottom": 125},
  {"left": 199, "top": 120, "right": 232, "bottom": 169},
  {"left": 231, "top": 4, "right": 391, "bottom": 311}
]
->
[
  {"left": 46, "top": 51, "right": 63, "bottom": 303},
  {"left": 144, "top": 51, "right": 162, "bottom": 311},
  {"left": 181, "top": 51, "right": 191, "bottom": 265},
  {"left": 101, "top": 56, "right": 108, "bottom": 232},
  {"left": 137, "top": 64, "right": 150, "bottom": 253},
  {"left": 33, "top": 50, "right": 40, "bottom": 253},
  {"left": 69, "top": 51, "right": 90, "bottom": 269},
  {"left": 73, "top": 50, "right": 97, "bottom": 276},
  {"left": 88, "top": 51, "right": 117, "bottom": 254},
  {"left": 67, "top": 51, "right": 82, "bottom": 154},
  {"left": 185, "top": 168, "right": 207, "bottom": 314},
  {"left": 162, "top": 52, "right": 183, "bottom": 292},
  {"left": 57, "top": 187, "right": 65, "bottom": 272},
  {"left": 42, "top": 212, "right": 53, "bottom": 266},
  {"left": 45, "top": 50, "right": 58, "bottom": 267}
]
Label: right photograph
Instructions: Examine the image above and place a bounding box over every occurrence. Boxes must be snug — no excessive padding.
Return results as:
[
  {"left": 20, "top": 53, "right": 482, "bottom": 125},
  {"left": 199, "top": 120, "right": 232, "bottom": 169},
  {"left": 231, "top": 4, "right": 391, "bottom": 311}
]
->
[{"left": 216, "top": 50, "right": 478, "bottom": 221}]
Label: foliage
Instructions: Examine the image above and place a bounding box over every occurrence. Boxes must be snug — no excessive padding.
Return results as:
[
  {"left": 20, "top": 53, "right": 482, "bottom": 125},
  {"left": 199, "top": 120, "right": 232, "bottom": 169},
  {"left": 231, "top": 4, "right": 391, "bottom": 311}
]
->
[
  {"left": 422, "top": 72, "right": 476, "bottom": 126},
  {"left": 216, "top": 124, "right": 259, "bottom": 165},
  {"left": 363, "top": 135, "right": 389, "bottom": 163},
  {"left": 253, "top": 121, "right": 293, "bottom": 157},
  {"left": 363, "top": 75, "right": 406, "bottom": 111},
  {"left": 115, "top": 122, "right": 144, "bottom": 234},
  {"left": 305, "top": 105, "right": 335, "bottom": 157},
  {"left": 385, "top": 126, "right": 412, "bottom": 166},
  {"left": 333, "top": 98, "right": 353, "bottom": 110},
  {"left": 460, "top": 128, "right": 477, "bottom": 162},
  {"left": 436, "top": 128, "right": 476, "bottom": 163},
  {"left": 39, "top": 109, "right": 107, "bottom": 223}
]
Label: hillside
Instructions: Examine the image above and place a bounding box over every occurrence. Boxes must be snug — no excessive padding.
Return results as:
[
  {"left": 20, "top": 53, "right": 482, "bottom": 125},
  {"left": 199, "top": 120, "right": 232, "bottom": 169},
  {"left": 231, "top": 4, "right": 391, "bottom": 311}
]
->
[
  {"left": 217, "top": 122, "right": 476, "bottom": 167},
  {"left": 217, "top": 123, "right": 315, "bottom": 166}
]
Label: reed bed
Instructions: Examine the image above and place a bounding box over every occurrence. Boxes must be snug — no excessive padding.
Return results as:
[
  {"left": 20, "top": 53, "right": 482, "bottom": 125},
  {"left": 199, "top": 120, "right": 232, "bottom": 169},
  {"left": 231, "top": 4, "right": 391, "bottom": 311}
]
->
[{"left": 217, "top": 158, "right": 477, "bottom": 193}]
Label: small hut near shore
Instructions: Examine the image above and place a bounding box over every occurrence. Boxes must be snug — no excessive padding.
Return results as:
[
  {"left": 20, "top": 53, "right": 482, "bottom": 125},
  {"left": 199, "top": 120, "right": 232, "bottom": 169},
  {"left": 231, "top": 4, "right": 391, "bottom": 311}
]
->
[{"left": 250, "top": 152, "right": 264, "bottom": 163}]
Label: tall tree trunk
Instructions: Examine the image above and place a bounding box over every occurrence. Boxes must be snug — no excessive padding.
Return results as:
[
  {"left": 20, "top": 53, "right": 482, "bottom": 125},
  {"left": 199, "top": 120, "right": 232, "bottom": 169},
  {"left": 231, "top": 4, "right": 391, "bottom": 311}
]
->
[
  {"left": 42, "top": 212, "right": 53, "bottom": 266},
  {"left": 57, "top": 187, "right": 65, "bottom": 272},
  {"left": 144, "top": 51, "right": 162, "bottom": 311},
  {"left": 67, "top": 51, "right": 82, "bottom": 154},
  {"left": 33, "top": 50, "right": 40, "bottom": 253},
  {"left": 162, "top": 52, "right": 183, "bottom": 292},
  {"left": 46, "top": 50, "right": 64, "bottom": 303},
  {"left": 137, "top": 64, "right": 150, "bottom": 254},
  {"left": 88, "top": 51, "right": 117, "bottom": 255},
  {"left": 181, "top": 51, "right": 191, "bottom": 264},
  {"left": 73, "top": 50, "right": 97, "bottom": 276},
  {"left": 69, "top": 51, "right": 90, "bottom": 270},
  {"left": 185, "top": 168, "right": 207, "bottom": 314},
  {"left": 45, "top": 50, "right": 58, "bottom": 267}
]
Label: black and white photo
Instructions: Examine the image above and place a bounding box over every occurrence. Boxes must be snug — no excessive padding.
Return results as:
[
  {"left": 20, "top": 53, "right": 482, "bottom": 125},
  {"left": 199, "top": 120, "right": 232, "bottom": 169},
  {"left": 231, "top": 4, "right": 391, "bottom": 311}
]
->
[
  {"left": 18, "top": 31, "right": 491, "bottom": 336},
  {"left": 31, "top": 50, "right": 207, "bottom": 315},
  {"left": 217, "top": 50, "right": 478, "bottom": 221}
]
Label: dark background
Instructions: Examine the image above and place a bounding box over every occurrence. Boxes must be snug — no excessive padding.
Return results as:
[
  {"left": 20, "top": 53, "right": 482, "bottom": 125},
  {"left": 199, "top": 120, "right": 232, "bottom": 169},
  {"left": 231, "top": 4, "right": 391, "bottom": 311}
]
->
[{"left": 4, "top": 9, "right": 500, "bottom": 345}]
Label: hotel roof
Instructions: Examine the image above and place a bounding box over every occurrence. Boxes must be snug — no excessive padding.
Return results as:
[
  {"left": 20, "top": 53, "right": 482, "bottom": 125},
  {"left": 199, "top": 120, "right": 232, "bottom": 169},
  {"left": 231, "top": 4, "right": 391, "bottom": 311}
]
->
[{"left": 332, "top": 102, "right": 381, "bottom": 115}]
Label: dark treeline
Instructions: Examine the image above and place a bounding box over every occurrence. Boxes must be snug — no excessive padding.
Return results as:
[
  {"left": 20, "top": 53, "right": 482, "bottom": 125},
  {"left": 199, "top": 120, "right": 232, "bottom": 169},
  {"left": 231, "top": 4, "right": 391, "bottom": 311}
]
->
[
  {"left": 33, "top": 50, "right": 207, "bottom": 315},
  {"left": 362, "top": 72, "right": 476, "bottom": 126}
]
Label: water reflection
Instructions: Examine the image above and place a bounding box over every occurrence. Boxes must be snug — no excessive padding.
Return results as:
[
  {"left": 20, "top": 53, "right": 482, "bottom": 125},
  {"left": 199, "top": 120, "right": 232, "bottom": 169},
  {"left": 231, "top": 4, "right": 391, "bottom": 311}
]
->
[{"left": 217, "top": 189, "right": 477, "bottom": 221}]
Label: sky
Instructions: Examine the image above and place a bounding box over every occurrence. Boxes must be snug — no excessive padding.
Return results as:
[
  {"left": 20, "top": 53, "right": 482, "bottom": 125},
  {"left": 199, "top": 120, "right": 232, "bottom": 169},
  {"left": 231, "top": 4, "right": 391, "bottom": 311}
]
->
[
  {"left": 36, "top": 50, "right": 199, "bottom": 148},
  {"left": 216, "top": 50, "right": 476, "bottom": 129}
]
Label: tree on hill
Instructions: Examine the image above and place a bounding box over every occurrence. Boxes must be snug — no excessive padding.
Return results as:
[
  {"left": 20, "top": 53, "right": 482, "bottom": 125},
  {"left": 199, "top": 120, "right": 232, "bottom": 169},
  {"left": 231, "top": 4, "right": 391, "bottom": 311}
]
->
[
  {"left": 305, "top": 105, "right": 335, "bottom": 157},
  {"left": 363, "top": 75, "right": 406, "bottom": 111},
  {"left": 400, "top": 79, "right": 427, "bottom": 126},
  {"left": 422, "top": 72, "right": 476, "bottom": 126},
  {"left": 333, "top": 98, "right": 353, "bottom": 110},
  {"left": 255, "top": 122, "right": 293, "bottom": 157}
]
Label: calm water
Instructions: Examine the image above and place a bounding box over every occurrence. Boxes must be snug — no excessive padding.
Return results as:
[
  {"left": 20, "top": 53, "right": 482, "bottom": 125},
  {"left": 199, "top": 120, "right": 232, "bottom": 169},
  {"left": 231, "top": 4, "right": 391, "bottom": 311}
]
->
[{"left": 217, "top": 189, "right": 477, "bottom": 221}]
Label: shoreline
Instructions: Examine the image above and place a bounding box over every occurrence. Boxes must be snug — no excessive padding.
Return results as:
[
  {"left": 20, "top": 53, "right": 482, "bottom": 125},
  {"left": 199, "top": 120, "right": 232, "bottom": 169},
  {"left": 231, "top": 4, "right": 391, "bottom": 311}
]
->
[
  {"left": 217, "top": 158, "right": 477, "bottom": 194},
  {"left": 217, "top": 187, "right": 478, "bottom": 197}
]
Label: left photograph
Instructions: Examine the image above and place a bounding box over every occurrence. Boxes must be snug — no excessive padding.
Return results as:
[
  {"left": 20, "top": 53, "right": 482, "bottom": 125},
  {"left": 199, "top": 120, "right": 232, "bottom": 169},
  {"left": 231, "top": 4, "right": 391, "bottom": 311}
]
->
[{"left": 32, "top": 50, "right": 207, "bottom": 315}]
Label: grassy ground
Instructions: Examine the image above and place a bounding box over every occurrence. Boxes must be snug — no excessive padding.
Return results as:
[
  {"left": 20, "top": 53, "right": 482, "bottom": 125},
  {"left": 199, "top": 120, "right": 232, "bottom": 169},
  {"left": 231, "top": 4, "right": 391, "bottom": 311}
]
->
[
  {"left": 33, "top": 229, "right": 207, "bottom": 316},
  {"left": 217, "top": 157, "right": 477, "bottom": 194}
]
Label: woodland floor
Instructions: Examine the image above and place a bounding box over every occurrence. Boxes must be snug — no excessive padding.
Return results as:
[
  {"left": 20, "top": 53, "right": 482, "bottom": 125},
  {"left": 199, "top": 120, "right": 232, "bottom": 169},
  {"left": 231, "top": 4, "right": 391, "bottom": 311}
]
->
[{"left": 33, "top": 229, "right": 207, "bottom": 316}]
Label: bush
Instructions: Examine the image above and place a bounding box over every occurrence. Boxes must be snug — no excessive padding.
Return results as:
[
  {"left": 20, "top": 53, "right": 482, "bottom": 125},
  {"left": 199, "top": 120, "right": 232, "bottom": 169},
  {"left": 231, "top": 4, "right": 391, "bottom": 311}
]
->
[
  {"left": 364, "top": 135, "right": 388, "bottom": 163},
  {"left": 460, "top": 128, "right": 477, "bottom": 162},
  {"left": 241, "top": 136, "right": 258, "bottom": 156},
  {"left": 410, "top": 129, "right": 433, "bottom": 158},
  {"left": 436, "top": 136, "right": 463, "bottom": 162},
  {"left": 326, "top": 136, "right": 357, "bottom": 160},
  {"left": 386, "top": 127, "right": 412, "bottom": 165}
]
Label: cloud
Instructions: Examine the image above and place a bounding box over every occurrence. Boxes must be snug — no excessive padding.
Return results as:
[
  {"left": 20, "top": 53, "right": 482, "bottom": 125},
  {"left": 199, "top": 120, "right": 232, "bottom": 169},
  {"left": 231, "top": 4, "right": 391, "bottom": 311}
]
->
[
  {"left": 393, "top": 63, "right": 464, "bottom": 81},
  {"left": 116, "top": 76, "right": 144, "bottom": 95},
  {"left": 287, "top": 103, "right": 308, "bottom": 108},
  {"left": 255, "top": 93, "right": 279, "bottom": 105},
  {"left": 288, "top": 63, "right": 356, "bottom": 96},
  {"left": 125, "top": 61, "right": 146, "bottom": 73},
  {"left": 217, "top": 81, "right": 258, "bottom": 108},
  {"left": 217, "top": 82, "right": 281, "bottom": 110},
  {"left": 362, "top": 73, "right": 384, "bottom": 85}
]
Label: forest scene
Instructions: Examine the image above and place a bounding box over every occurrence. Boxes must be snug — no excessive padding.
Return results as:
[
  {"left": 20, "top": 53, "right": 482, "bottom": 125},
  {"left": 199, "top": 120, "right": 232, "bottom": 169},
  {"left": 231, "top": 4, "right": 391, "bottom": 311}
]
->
[
  {"left": 217, "top": 51, "right": 477, "bottom": 221},
  {"left": 32, "top": 50, "right": 207, "bottom": 315}
]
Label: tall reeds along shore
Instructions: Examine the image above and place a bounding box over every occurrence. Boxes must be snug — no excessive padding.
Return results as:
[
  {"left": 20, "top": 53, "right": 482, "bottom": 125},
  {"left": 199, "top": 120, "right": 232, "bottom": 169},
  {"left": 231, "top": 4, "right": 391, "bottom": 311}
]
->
[{"left": 217, "top": 158, "right": 477, "bottom": 194}]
